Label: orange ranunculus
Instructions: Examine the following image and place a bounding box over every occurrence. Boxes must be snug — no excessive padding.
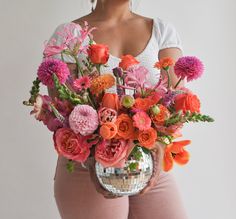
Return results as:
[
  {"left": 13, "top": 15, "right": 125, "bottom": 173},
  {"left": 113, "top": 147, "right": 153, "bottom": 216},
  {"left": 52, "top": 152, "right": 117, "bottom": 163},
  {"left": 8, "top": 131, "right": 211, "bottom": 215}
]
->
[
  {"left": 138, "top": 127, "right": 157, "bottom": 149},
  {"left": 163, "top": 140, "right": 191, "bottom": 172},
  {"left": 174, "top": 93, "right": 201, "bottom": 113},
  {"left": 87, "top": 44, "right": 109, "bottom": 64},
  {"left": 119, "top": 54, "right": 140, "bottom": 70},
  {"left": 134, "top": 97, "right": 153, "bottom": 111},
  {"left": 151, "top": 104, "right": 170, "bottom": 125},
  {"left": 102, "top": 93, "right": 120, "bottom": 111},
  {"left": 154, "top": 57, "right": 175, "bottom": 70},
  {"left": 115, "top": 114, "right": 135, "bottom": 139},
  {"left": 99, "top": 122, "right": 117, "bottom": 139},
  {"left": 90, "top": 74, "right": 115, "bottom": 94}
]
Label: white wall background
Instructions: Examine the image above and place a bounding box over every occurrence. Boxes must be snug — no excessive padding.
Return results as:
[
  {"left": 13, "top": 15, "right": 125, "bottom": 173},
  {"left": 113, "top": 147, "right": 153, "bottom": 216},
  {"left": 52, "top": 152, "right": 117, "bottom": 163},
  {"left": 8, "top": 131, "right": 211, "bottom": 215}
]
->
[{"left": 1, "top": 0, "right": 235, "bottom": 218}]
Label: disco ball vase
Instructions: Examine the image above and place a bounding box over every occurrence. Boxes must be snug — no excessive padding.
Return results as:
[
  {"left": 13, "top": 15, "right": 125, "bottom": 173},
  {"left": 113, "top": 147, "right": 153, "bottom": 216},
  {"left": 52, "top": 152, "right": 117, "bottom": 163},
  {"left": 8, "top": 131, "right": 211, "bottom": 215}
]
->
[{"left": 95, "top": 147, "right": 153, "bottom": 196}]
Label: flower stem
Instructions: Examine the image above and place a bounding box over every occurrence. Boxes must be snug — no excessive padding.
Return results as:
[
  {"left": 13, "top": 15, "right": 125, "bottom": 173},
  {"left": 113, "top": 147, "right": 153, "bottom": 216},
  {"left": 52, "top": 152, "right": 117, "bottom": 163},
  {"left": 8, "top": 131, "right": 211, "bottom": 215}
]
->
[
  {"left": 174, "top": 78, "right": 182, "bottom": 89},
  {"left": 74, "top": 56, "right": 84, "bottom": 78},
  {"left": 165, "top": 69, "right": 171, "bottom": 90}
]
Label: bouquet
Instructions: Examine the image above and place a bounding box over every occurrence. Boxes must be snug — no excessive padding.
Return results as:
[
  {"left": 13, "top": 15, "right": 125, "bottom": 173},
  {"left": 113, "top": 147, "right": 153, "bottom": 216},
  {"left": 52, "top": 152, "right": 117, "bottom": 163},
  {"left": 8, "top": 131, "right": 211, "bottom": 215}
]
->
[{"left": 23, "top": 21, "right": 214, "bottom": 195}]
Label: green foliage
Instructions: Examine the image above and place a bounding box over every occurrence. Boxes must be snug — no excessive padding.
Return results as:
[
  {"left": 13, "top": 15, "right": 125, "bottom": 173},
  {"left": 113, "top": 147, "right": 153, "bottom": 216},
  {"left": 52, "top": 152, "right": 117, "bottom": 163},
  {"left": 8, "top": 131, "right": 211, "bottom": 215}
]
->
[
  {"left": 22, "top": 77, "right": 41, "bottom": 106},
  {"left": 165, "top": 111, "right": 214, "bottom": 126},
  {"left": 128, "top": 162, "right": 139, "bottom": 172},
  {"left": 52, "top": 73, "right": 83, "bottom": 105},
  {"left": 66, "top": 160, "right": 75, "bottom": 173}
]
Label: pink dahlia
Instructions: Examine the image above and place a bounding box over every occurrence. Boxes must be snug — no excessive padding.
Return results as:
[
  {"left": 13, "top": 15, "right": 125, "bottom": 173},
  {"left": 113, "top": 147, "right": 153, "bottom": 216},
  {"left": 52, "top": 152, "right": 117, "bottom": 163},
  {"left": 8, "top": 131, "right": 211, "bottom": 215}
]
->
[
  {"left": 98, "top": 107, "right": 117, "bottom": 124},
  {"left": 53, "top": 127, "right": 91, "bottom": 162},
  {"left": 37, "top": 58, "right": 70, "bottom": 88},
  {"left": 174, "top": 56, "right": 204, "bottom": 82},
  {"left": 95, "top": 139, "right": 134, "bottom": 168},
  {"left": 73, "top": 76, "right": 91, "bottom": 91},
  {"left": 69, "top": 105, "right": 99, "bottom": 136},
  {"left": 132, "top": 111, "right": 151, "bottom": 131}
]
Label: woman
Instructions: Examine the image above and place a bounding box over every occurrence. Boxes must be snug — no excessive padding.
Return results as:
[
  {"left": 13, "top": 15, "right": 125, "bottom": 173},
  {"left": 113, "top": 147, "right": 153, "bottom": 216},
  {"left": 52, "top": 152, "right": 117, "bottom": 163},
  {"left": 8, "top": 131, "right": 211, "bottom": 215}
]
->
[{"left": 48, "top": 0, "right": 188, "bottom": 218}]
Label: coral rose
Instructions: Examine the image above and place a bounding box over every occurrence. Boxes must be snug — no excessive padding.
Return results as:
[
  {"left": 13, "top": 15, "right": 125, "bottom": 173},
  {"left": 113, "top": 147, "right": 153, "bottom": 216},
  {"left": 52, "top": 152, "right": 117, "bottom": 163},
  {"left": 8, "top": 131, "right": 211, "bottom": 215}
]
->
[
  {"left": 138, "top": 127, "right": 157, "bottom": 149},
  {"left": 95, "top": 139, "right": 134, "bottom": 168},
  {"left": 101, "top": 93, "right": 120, "bottom": 111},
  {"left": 87, "top": 44, "right": 109, "bottom": 64},
  {"left": 174, "top": 93, "right": 201, "bottom": 113},
  {"left": 53, "top": 128, "right": 91, "bottom": 162},
  {"left": 119, "top": 54, "right": 140, "bottom": 70},
  {"left": 115, "top": 114, "right": 135, "bottom": 139},
  {"left": 99, "top": 122, "right": 117, "bottom": 139}
]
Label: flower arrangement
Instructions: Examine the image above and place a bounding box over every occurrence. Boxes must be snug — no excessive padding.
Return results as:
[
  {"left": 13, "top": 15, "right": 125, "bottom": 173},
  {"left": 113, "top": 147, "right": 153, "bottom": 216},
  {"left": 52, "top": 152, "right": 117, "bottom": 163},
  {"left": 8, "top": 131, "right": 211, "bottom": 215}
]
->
[{"left": 23, "top": 21, "right": 214, "bottom": 173}]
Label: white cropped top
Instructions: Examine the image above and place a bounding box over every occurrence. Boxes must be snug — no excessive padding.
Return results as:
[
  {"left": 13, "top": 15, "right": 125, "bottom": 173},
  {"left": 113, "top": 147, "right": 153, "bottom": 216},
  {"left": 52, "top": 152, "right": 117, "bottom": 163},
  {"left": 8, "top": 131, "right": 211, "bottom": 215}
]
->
[{"left": 47, "top": 17, "right": 183, "bottom": 93}]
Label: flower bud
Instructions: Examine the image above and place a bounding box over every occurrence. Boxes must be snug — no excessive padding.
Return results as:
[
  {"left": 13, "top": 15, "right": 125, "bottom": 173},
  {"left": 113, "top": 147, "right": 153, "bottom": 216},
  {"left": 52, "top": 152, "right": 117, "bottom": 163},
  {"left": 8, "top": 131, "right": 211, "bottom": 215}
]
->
[
  {"left": 121, "top": 95, "right": 135, "bottom": 108},
  {"left": 150, "top": 105, "right": 160, "bottom": 115}
]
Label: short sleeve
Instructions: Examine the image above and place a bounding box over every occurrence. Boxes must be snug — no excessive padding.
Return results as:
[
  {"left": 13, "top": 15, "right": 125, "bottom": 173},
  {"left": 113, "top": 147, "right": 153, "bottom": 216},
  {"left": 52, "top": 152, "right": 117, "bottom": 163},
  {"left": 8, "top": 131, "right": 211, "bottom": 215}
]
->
[
  {"left": 44, "top": 23, "right": 77, "bottom": 63},
  {"left": 155, "top": 18, "right": 184, "bottom": 53}
]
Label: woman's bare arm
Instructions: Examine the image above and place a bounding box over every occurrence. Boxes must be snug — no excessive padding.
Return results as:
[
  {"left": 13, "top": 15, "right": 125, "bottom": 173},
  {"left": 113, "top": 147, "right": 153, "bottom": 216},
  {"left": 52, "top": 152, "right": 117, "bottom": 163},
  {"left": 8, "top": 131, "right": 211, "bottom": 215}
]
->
[{"left": 158, "top": 47, "right": 184, "bottom": 88}]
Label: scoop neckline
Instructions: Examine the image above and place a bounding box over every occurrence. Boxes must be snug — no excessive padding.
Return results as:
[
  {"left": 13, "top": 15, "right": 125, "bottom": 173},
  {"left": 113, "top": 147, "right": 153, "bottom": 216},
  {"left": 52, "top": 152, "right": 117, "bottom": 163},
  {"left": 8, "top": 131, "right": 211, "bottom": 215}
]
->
[{"left": 70, "top": 17, "right": 156, "bottom": 61}]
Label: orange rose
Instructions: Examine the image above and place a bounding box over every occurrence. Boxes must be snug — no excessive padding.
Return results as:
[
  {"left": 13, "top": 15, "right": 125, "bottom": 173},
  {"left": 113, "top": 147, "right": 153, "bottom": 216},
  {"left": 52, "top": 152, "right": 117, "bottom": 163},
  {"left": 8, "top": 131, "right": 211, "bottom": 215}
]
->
[
  {"left": 87, "top": 44, "right": 109, "bottom": 64},
  {"left": 115, "top": 114, "right": 135, "bottom": 139},
  {"left": 119, "top": 54, "right": 140, "bottom": 70},
  {"left": 99, "top": 122, "right": 117, "bottom": 139},
  {"left": 174, "top": 93, "right": 201, "bottom": 113},
  {"left": 151, "top": 104, "right": 170, "bottom": 126},
  {"left": 134, "top": 97, "right": 153, "bottom": 111},
  {"left": 138, "top": 127, "right": 157, "bottom": 149},
  {"left": 102, "top": 93, "right": 120, "bottom": 111}
]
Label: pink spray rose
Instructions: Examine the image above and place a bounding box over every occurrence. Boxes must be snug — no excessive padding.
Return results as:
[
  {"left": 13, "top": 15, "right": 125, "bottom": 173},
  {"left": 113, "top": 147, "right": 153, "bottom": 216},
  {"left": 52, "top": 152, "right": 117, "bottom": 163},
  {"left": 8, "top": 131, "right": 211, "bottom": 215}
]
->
[
  {"left": 53, "top": 127, "right": 91, "bottom": 162},
  {"left": 95, "top": 139, "right": 134, "bottom": 168},
  {"left": 98, "top": 107, "right": 117, "bottom": 124}
]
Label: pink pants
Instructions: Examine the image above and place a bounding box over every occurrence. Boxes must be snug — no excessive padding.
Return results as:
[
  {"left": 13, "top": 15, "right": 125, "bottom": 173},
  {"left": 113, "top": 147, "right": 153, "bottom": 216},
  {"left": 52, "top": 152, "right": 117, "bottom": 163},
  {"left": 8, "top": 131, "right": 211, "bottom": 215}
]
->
[{"left": 54, "top": 155, "right": 188, "bottom": 219}]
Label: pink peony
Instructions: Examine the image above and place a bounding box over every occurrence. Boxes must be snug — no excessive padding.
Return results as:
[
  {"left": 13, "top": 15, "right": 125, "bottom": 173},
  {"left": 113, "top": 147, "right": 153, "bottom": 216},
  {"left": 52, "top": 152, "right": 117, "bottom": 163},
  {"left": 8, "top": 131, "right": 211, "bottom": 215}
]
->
[
  {"left": 95, "top": 139, "right": 134, "bottom": 168},
  {"left": 125, "top": 65, "right": 151, "bottom": 89},
  {"left": 69, "top": 105, "right": 99, "bottom": 136},
  {"left": 73, "top": 76, "right": 91, "bottom": 91},
  {"left": 53, "top": 127, "right": 91, "bottom": 162},
  {"left": 174, "top": 56, "right": 204, "bottom": 82},
  {"left": 98, "top": 107, "right": 117, "bottom": 124},
  {"left": 37, "top": 58, "right": 70, "bottom": 88},
  {"left": 132, "top": 111, "right": 151, "bottom": 131}
]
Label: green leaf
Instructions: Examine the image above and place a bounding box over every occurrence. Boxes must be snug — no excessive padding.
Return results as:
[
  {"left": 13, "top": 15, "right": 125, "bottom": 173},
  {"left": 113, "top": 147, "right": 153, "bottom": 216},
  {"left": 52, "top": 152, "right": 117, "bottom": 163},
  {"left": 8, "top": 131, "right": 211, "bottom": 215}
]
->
[{"left": 66, "top": 160, "right": 75, "bottom": 173}]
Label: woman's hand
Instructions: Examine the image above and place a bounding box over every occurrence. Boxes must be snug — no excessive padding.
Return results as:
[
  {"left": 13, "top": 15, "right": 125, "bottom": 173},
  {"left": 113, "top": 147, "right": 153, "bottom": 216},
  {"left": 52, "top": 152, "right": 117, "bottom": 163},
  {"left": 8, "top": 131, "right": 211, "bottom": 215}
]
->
[
  {"left": 86, "top": 156, "right": 123, "bottom": 199},
  {"left": 139, "top": 142, "right": 164, "bottom": 195}
]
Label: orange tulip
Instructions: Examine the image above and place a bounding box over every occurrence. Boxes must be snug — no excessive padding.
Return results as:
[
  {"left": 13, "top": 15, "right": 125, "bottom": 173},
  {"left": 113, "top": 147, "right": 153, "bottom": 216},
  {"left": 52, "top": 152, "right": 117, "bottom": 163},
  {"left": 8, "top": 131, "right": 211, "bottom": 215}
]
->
[
  {"left": 102, "top": 93, "right": 120, "bottom": 111},
  {"left": 163, "top": 140, "right": 191, "bottom": 172}
]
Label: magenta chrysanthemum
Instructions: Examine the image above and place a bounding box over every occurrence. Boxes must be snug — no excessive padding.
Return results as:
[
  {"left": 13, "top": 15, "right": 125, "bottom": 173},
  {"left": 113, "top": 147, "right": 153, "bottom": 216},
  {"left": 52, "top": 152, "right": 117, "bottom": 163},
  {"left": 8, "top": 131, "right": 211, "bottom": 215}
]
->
[
  {"left": 37, "top": 58, "right": 70, "bottom": 88},
  {"left": 174, "top": 56, "right": 204, "bottom": 82},
  {"left": 69, "top": 105, "right": 99, "bottom": 136}
]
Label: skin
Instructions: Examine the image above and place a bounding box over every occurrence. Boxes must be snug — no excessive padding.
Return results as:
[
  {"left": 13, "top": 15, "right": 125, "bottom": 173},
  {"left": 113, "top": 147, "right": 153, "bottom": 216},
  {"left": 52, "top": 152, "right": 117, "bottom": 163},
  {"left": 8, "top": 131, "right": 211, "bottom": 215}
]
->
[{"left": 48, "top": 0, "right": 184, "bottom": 198}]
